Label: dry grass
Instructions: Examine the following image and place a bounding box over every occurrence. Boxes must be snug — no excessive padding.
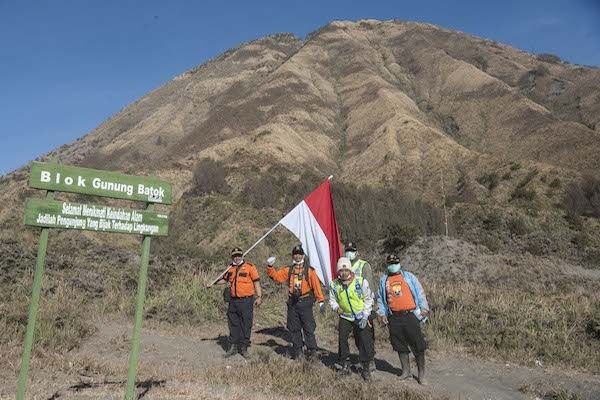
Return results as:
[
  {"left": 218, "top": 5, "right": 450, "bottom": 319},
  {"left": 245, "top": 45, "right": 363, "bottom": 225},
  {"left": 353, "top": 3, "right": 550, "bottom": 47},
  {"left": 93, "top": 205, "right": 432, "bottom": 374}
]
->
[
  {"left": 204, "top": 348, "right": 446, "bottom": 400},
  {"left": 427, "top": 281, "right": 600, "bottom": 373},
  {"left": 520, "top": 382, "right": 586, "bottom": 400}
]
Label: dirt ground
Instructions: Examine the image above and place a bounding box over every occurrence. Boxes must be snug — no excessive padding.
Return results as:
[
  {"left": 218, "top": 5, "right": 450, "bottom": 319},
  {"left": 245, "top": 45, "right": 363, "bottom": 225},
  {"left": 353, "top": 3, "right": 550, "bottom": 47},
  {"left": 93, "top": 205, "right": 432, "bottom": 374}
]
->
[{"left": 2, "top": 318, "right": 599, "bottom": 400}]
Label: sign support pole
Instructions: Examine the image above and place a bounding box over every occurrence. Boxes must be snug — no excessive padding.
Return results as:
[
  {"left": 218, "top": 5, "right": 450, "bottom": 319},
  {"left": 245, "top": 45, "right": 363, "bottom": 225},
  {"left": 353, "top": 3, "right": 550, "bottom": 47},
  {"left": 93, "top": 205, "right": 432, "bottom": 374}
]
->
[
  {"left": 124, "top": 201, "right": 154, "bottom": 400},
  {"left": 16, "top": 190, "right": 54, "bottom": 400}
]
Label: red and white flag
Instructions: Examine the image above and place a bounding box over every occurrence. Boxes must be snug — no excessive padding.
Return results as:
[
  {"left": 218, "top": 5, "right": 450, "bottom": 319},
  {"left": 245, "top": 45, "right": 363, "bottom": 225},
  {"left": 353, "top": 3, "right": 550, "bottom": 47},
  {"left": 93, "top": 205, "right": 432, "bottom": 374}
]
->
[{"left": 280, "top": 179, "right": 342, "bottom": 285}]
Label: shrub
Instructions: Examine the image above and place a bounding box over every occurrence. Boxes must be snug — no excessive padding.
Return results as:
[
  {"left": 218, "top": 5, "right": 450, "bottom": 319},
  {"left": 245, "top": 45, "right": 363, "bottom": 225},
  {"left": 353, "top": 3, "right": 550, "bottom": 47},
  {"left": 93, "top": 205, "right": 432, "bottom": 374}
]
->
[
  {"left": 511, "top": 187, "right": 537, "bottom": 202},
  {"left": 478, "top": 173, "right": 500, "bottom": 191},
  {"left": 456, "top": 169, "right": 477, "bottom": 203},
  {"left": 563, "top": 175, "right": 600, "bottom": 218},
  {"left": 445, "top": 195, "right": 460, "bottom": 208},
  {"left": 510, "top": 163, "right": 522, "bottom": 171},
  {"left": 533, "top": 65, "right": 550, "bottom": 77},
  {"left": 537, "top": 53, "right": 562, "bottom": 64},
  {"left": 482, "top": 212, "right": 503, "bottom": 231},
  {"left": 191, "top": 158, "right": 231, "bottom": 195},
  {"left": 382, "top": 224, "right": 419, "bottom": 254},
  {"left": 472, "top": 54, "right": 488, "bottom": 72},
  {"left": 517, "top": 169, "right": 538, "bottom": 189},
  {"left": 241, "top": 176, "right": 276, "bottom": 209},
  {"left": 549, "top": 177, "right": 561, "bottom": 189},
  {"left": 508, "top": 215, "right": 531, "bottom": 236}
]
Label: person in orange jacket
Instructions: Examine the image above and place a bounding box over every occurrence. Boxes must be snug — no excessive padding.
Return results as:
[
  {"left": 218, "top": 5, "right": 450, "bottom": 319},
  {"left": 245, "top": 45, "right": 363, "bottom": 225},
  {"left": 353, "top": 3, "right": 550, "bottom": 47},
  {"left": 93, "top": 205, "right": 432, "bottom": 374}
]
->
[
  {"left": 207, "top": 247, "right": 262, "bottom": 359},
  {"left": 266, "top": 245, "right": 326, "bottom": 360}
]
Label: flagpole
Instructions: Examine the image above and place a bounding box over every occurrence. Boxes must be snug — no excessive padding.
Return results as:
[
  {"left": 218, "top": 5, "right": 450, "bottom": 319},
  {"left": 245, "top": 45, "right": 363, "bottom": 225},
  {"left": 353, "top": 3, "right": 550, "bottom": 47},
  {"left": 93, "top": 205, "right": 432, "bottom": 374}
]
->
[
  {"left": 243, "top": 222, "right": 281, "bottom": 256},
  {"left": 208, "top": 175, "right": 334, "bottom": 286},
  {"left": 209, "top": 222, "right": 281, "bottom": 286}
]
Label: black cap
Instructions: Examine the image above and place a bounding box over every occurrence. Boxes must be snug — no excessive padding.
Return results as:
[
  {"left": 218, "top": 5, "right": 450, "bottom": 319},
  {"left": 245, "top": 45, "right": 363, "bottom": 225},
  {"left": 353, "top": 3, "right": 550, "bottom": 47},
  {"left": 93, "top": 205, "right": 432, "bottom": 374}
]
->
[
  {"left": 386, "top": 254, "right": 400, "bottom": 264},
  {"left": 344, "top": 241, "right": 357, "bottom": 252},
  {"left": 231, "top": 247, "right": 243, "bottom": 257},
  {"left": 292, "top": 245, "right": 304, "bottom": 255}
]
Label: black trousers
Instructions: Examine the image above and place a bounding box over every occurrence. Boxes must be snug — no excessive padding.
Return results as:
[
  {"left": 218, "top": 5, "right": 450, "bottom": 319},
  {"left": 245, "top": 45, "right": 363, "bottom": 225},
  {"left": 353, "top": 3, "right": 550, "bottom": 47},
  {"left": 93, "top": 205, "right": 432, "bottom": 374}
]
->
[
  {"left": 388, "top": 312, "right": 427, "bottom": 355},
  {"left": 287, "top": 297, "right": 317, "bottom": 352},
  {"left": 353, "top": 313, "right": 376, "bottom": 359},
  {"left": 228, "top": 296, "right": 254, "bottom": 349},
  {"left": 339, "top": 317, "right": 374, "bottom": 364}
]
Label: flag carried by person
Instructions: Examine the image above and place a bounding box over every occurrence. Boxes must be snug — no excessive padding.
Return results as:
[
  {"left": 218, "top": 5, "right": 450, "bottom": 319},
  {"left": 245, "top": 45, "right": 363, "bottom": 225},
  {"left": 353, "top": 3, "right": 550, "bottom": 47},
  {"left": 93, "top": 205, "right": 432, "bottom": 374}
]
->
[
  {"left": 209, "top": 177, "right": 342, "bottom": 286},
  {"left": 279, "top": 177, "right": 342, "bottom": 286}
]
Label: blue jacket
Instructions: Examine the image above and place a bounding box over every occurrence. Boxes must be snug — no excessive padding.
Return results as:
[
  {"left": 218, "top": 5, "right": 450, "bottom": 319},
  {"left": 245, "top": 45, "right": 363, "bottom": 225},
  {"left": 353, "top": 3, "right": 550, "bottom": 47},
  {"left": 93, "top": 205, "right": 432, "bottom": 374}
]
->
[{"left": 377, "top": 270, "right": 429, "bottom": 322}]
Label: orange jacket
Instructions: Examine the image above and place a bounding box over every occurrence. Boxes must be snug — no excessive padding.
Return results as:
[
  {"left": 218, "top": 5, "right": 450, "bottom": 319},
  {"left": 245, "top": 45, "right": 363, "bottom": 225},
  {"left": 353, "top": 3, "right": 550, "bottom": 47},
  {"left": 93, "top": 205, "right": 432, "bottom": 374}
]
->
[
  {"left": 267, "top": 264, "right": 324, "bottom": 303},
  {"left": 385, "top": 273, "right": 416, "bottom": 312},
  {"left": 225, "top": 262, "right": 260, "bottom": 298}
]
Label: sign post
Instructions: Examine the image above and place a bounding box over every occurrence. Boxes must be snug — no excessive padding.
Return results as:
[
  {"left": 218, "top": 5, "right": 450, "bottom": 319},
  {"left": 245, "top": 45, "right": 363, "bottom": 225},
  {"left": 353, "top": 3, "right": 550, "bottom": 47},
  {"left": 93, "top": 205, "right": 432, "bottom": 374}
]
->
[
  {"left": 16, "top": 190, "right": 54, "bottom": 400},
  {"left": 17, "top": 162, "right": 171, "bottom": 400},
  {"left": 125, "top": 201, "right": 154, "bottom": 400}
]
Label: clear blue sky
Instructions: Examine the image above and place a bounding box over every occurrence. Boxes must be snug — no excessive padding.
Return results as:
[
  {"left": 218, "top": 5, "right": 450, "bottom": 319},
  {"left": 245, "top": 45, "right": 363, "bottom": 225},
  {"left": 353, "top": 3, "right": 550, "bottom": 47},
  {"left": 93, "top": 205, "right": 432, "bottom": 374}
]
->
[{"left": 1, "top": 0, "right": 598, "bottom": 175}]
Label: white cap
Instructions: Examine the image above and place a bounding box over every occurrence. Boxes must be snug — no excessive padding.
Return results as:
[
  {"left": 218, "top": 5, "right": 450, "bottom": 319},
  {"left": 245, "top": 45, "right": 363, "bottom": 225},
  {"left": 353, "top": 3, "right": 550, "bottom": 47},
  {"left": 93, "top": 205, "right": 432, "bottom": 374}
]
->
[{"left": 337, "top": 257, "right": 352, "bottom": 273}]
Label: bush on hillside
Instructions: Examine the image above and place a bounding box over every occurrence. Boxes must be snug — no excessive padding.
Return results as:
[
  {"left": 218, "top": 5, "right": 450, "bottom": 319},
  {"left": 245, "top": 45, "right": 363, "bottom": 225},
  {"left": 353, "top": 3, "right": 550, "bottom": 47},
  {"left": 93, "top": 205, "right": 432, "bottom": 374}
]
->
[
  {"left": 382, "top": 223, "right": 419, "bottom": 254},
  {"left": 191, "top": 158, "right": 231, "bottom": 195},
  {"left": 331, "top": 184, "right": 446, "bottom": 252},
  {"left": 563, "top": 175, "right": 600, "bottom": 219},
  {"left": 537, "top": 53, "right": 562, "bottom": 64},
  {"left": 511, "top": 187, "right": 537, "bottom": 202},
  {"left": 478, "top": 173, "right": 500, "bottom": 191},
  {"left": 241, "top": 176, "right": 276, "bottom": 209}
]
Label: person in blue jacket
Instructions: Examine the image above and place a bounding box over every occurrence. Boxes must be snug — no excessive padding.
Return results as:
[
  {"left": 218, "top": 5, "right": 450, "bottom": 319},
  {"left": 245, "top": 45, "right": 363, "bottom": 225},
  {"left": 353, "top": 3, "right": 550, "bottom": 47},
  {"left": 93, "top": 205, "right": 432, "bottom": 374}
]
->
[{"left": 377, "top": 254, "right": 430, "bottom": 385}]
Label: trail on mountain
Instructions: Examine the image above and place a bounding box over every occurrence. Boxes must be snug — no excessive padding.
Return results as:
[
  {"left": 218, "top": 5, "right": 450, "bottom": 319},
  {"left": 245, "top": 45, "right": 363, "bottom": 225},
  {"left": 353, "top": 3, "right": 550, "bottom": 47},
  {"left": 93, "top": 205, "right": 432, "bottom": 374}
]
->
[{"left": 4, "top": 318, "right": 599, "bottom": 400}]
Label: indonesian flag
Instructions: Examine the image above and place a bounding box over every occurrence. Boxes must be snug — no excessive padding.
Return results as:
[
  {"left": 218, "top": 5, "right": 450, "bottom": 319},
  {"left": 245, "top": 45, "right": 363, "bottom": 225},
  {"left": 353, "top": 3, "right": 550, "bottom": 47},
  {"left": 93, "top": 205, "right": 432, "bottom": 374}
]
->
[{"left": 280, "top": 178, "right": 343, "bottom": 286}]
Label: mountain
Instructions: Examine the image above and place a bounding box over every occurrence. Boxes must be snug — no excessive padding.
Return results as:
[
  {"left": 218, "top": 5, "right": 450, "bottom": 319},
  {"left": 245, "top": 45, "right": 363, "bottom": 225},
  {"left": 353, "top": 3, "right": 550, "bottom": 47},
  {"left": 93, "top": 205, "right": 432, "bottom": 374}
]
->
[{"left": 2, "top": 19, "right": 600, "bottom": 256}]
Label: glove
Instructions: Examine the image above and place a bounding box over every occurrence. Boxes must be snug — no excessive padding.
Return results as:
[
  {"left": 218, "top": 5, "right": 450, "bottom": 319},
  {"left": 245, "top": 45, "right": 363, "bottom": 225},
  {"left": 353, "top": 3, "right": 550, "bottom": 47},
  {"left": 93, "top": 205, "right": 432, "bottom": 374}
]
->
[
  {"left": 267, "top": 256, "right": 276, "bottom": 267},
  {"left": 319, "top": 302, "right": 326, "bottom": 315},
  {"left": 358, "top": 317, "right": 368, "bottom": 329}
]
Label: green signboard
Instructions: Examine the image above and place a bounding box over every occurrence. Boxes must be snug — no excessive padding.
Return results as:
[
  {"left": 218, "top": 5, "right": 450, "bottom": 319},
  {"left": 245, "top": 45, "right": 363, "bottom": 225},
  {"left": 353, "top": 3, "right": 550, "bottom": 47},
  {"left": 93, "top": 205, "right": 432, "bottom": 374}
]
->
[
  {"left": 29, "top": 162, "right": 172, "bottom": 204},
  {"left": 18, "top": 162, "right": 172, "bottom": 400},
  {"left": 24, "top": 198, "right": 169, "bottom": 236}
]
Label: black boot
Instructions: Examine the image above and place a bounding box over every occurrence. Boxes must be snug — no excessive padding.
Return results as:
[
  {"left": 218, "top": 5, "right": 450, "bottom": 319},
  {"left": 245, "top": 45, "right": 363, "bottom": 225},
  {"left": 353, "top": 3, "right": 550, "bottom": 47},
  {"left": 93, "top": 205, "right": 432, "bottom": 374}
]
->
[
  {"left": 360, "top": 362, "right": 371, "bottom": 381},
  {"left": 306, "top": 350, "right": 318, "bottom": 362},
  {"left": 398, "top": 352, "right": 411, "bottom": 380},
  {"left": 239, "top": 346, "right": 250, "bottom": 359},
  {"left": 416, "top": 353, "right": 427, "bottom": 385},
  {"left": 291, "top": 348, "right": 305, "bottom": 361},
  {"left": 223, "top": 344, "right": 238, "bottom": 358},
  {"left": 339, "top": 360, "right": 350, "bottom": 375},
  {"left": 369, "top": 360, "right": 376, "bottom": 372}
]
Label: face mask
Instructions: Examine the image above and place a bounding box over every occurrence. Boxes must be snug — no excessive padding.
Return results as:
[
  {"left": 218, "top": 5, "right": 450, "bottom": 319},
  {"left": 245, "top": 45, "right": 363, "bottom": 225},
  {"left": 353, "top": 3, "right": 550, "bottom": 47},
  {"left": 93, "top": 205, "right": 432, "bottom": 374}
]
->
[
  {"left": 233, "top": 259, "right": 244, "bottom": 266},
  {"left": 293, "top": 257, "right": 304, "bottom": 265},
  {"left": 387, "top": 263, "right": 401, "bottom": 274},
  {"left": 345, "top": 251, "right": 356, "bottom": 261}
]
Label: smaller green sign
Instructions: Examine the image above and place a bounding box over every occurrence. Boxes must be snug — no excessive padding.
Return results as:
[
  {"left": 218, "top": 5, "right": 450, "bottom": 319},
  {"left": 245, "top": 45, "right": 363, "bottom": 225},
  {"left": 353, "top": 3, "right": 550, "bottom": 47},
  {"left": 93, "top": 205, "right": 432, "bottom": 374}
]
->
[
  {"left": 29, "top": 162, "right": 172, "bottom": 204},
  {"left": 24, "top": 198, "right": 169, "bottom": 236}
]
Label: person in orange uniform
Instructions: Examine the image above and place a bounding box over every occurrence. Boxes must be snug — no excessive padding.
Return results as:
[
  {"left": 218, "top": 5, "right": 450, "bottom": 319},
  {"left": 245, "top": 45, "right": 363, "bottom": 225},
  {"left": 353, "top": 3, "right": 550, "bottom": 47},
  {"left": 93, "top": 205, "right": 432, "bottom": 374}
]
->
[
  {"left": 377, "top": 254, "right": 430, "bottom": 385},
  {"left": 207, "top": 247, "right": 262, "bottom": 358},
  {"left": 266, "top": 245, "right": 326, "bottom": 360}
]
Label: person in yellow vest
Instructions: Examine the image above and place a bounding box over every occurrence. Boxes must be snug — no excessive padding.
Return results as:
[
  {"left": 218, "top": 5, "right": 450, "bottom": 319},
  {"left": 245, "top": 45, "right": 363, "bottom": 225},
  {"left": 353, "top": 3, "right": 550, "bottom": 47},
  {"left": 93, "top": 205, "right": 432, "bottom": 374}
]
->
[
  {"left": 344, "top": 242, "right": 373, "bottom": 283},
  {"left": 344, "top": 241, "right": 376, "bottom": 372},
  {"left": 266, "top": 245, "right": 326, "bottom": 361},
  {"left": 377, "top": 254, "right": 430, "bottom": 385},
  {"left": 206, "top": 247, "right": 262, "bottom": 359},
  {"left": 329, "top": 257, "right": 375, "bottom": 380}
]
